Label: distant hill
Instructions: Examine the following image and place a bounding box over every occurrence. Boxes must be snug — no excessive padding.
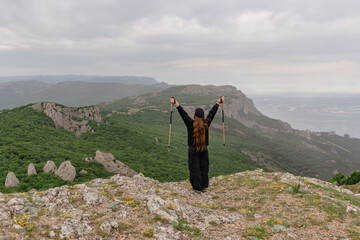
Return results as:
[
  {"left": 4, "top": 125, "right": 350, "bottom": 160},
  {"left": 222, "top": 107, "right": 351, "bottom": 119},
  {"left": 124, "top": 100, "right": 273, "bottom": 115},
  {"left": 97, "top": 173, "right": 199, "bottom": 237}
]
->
[
  {"left": 0, "top": 75, "right": 159, "bottom": 85},
  {"left": 0, "top": 80, "right": 170, "bottom": 109}
]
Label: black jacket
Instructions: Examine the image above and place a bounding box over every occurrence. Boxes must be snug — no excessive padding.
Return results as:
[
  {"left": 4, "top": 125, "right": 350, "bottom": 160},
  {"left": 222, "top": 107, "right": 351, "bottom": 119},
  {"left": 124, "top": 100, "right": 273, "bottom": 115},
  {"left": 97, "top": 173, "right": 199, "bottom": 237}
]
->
[{"left": 177, "top": 103, "right": 219, "bottom": 147}]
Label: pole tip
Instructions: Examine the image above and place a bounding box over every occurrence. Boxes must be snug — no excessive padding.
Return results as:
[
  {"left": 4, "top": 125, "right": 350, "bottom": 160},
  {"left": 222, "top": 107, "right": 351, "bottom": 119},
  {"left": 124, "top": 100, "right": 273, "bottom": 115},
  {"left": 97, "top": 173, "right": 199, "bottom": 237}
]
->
[{"left": 168, "top": 146, "right": 170, "bottom": 151}]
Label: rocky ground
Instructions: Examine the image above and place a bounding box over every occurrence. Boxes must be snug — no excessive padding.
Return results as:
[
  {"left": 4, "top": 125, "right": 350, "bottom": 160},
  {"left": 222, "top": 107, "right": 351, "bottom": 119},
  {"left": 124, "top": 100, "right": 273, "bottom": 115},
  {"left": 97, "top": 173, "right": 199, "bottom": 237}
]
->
[{"left": 0, "top": 170, "right": 360, "bottom": 239}]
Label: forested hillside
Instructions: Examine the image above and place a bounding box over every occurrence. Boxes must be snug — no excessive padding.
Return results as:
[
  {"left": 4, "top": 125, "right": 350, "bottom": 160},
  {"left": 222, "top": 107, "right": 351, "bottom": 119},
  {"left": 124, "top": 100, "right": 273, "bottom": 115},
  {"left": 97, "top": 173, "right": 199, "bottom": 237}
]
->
[{"left": 0, "top": 99, "right": 259, "bottom": 193}]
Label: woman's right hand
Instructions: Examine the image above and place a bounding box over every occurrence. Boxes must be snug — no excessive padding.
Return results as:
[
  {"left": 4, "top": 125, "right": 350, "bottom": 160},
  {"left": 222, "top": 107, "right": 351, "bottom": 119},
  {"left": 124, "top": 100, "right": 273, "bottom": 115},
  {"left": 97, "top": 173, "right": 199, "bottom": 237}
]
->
[{"left": 217, "top": 96, "right": 225, "bottom": 104}]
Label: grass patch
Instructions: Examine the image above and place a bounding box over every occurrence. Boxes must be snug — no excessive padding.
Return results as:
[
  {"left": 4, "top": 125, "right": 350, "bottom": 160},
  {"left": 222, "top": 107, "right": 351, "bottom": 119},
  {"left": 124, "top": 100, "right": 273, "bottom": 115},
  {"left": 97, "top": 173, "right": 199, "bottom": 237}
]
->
[
  {"left": 321, "top": 200, "right": 347, "bottom": 220},
  {"left": 291, "top": 184, "right": 301, "bottom": 194},
  {"left": 153, "top": 215, "right": 170, "bottom": 224},
  {"left": 347, "top": 229, "right": 360, "bottom": 239},
  {"left": 172, "top": 218, "right": 203, "bottom": 238},
  {"left": 321, "top": 187, "right": 360, "bottom": 208},
  {"left": 243, "top": 224, "right": 270, "bottom": 239}
]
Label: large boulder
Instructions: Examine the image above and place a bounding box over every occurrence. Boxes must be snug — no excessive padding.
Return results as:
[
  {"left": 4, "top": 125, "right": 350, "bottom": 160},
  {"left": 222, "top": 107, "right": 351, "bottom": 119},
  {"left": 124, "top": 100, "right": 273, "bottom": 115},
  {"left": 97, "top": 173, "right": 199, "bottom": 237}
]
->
[
  {"left": 94, "top": 150, "right": 137, "bottom": 176},
  {"left": 43, "top": 161, "right": 57, "bottom": 173},
  {"left": 55, "top": 161, "right": 76, "bottom": 181},
  {"left": 5, "top": 172, "right": 20, "bottom": 187},
  {"left": 27, "top": 163, "right": 37, "bottom": 176}
]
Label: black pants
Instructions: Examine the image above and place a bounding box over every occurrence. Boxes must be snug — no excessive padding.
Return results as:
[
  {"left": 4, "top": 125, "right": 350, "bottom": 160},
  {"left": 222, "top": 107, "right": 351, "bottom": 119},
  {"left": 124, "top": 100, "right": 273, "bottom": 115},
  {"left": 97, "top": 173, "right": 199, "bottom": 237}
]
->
[{"left": 188, "top": 146, "right": 209, "bottom": 191}]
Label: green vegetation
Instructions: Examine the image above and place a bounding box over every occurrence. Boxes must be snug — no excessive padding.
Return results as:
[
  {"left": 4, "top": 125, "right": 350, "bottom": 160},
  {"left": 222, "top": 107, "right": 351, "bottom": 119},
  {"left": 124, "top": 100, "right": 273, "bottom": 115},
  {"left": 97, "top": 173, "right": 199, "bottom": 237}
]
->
[
  {"left": 0, "top": 98, "right": 259, "bottom": 192},
  {"left": 172, "top": 218, "right": 203, "bottom": 238},
  {"left": 291, "top": 184, "right": 301, "bottom": 194},
  {"left": 0, "top": 105, "right": 114, "bottom": 193},
  {"left": 1, "top": 84, "right": 360, "bottom": 193},
  {"left": 331, "top": 171, "right": 360, "bottom": 185}
]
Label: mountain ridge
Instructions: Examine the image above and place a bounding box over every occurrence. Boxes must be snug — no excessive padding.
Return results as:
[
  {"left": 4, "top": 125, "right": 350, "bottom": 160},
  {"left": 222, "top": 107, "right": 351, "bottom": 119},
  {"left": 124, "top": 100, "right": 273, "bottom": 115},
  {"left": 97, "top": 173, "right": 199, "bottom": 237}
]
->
[
  {"left": 0, "top": 80, "right": 170, "bottom": 110},
  {"left": 0, "top": 75, "right": 159, "bottom": 85}
]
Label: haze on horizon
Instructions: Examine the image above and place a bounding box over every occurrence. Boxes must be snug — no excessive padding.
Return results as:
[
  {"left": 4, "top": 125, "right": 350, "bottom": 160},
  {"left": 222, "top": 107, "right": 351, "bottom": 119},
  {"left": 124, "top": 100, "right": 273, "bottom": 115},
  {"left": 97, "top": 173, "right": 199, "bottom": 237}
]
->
[{"left": 0, "top": 0, "right": 360, "bottom": 94}]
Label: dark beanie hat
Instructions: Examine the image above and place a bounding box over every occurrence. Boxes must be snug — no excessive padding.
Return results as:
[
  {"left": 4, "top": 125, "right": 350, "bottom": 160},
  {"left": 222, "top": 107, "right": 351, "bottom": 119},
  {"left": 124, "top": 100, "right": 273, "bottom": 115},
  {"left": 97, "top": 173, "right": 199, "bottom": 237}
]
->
[{"left": 195, "top": 108, "right": 204, "bottom": 118}]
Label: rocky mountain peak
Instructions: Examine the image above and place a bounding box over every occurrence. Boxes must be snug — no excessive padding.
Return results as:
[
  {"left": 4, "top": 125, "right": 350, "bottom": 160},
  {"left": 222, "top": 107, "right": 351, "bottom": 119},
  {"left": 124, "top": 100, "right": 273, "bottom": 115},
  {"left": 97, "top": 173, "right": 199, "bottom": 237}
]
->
[
  {"left": 0, "top": 170, "right": 359, "bottom": 239},
  {"left": 178, "top": 85, "right": 302, "bottom": 136},
  {"left": 31, "top": 102, "right": 104, "bottom": 136}
]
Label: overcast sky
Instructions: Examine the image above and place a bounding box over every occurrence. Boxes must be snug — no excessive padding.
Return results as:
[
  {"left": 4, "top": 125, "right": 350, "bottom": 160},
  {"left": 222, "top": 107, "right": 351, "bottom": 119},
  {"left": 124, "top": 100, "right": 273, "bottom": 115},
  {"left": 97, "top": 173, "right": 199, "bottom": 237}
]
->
[{"left": 1, "top": 0, "right": 360, "bottom": 94}]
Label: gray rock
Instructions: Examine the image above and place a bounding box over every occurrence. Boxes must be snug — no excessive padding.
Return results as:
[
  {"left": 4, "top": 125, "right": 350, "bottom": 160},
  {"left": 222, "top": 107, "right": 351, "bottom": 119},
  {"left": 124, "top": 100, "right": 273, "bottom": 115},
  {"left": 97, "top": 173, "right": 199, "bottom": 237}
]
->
[
  {"left": 146, "top": 195, "right": 177, "bottom": 222},
  {"left": 84, "top": 191, "right": 102, "bottom": 205},
  {"left": 32, "top": 102, "right": 104, "bottom": 136},
  {"left": 7, "top": 198, "right": 26, "bottom": 213},
  {"left": 28, "top": 189, "right": 38, "bottom": 194},
  {"left": 59, "top": 218, "right": 92, "bottom": 239},
  {"left": 0, "top": 208, "right": 10, "bottom": 221},
  {"left": 346, "top": 205, "right": 358, "bottom": 213},
  {"left": 100, "top": 222, "right": 112, "bottom": 234},
  {"left": 5, "top": 172, "right": 19, "bottom": 187},
  {"left": 12, "top": 224, "right": 23, "bottom": 230},
  {"left": 7, "top": 198, "right": 25, "bottom": 206},
  {"left": 80, "top": 169, "right": 88, "bottom": 174},
  {"left": 94, "top": 150, "right": 137, "bottom": 176},
  {"left": 55, "top": 161, "right": 76, "bottom": 181},
  {"left": 0, "top": 233, "right": 6, "bottom": 240},
  {"left": 27, "top": 163, "right": 37, "bottom": 176},
  {"left": 110, "top": 221, "right": 118, "bottom": 228},
  {"left": 43, "top": 160, "right": 57, "bottom": 173}
]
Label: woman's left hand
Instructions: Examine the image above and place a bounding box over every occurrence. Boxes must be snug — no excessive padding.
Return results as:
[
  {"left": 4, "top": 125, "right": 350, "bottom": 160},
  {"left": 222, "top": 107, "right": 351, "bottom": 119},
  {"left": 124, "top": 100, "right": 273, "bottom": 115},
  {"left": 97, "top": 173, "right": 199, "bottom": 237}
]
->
[{"left": 170, "top": 97, "right": 176, "bottom": 104}]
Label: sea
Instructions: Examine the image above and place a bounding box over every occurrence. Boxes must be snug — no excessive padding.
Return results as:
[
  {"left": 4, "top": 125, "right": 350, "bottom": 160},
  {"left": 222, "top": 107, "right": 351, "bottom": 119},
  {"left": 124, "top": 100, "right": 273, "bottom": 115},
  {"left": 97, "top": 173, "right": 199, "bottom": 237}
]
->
[{"left": 251, "top": 93, "right": 360, "bottom": 139}]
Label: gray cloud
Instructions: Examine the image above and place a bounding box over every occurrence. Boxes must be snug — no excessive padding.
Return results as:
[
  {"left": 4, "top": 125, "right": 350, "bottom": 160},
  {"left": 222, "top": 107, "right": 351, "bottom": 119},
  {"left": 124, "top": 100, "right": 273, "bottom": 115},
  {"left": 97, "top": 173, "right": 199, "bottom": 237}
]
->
[{"left": 1, "top": 0, "right": 360, "bottom": 93}]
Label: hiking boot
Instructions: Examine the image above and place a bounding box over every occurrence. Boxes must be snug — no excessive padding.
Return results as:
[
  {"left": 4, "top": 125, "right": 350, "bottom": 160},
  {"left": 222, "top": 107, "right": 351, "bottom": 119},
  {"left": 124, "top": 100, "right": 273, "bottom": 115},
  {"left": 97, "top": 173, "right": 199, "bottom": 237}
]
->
[{"left": 192, "top": 189, "right": 203, "bottom": 194}]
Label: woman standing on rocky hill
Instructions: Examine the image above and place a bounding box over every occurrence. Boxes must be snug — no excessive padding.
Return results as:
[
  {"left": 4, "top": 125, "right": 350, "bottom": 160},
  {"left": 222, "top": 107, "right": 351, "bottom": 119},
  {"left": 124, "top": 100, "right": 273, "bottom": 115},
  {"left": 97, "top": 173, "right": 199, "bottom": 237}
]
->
[{"left": 170, "top": 96, "right": 225, "bottom": 192}]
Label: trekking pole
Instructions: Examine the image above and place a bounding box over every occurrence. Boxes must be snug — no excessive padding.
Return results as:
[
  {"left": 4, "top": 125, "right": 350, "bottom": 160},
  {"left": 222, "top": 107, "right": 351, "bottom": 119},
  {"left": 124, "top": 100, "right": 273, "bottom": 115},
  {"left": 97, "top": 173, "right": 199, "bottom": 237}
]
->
[
  {"left": 221, "top": 97, "right": 225, "bottom": 148},
  {"left": 168, "top": 98, "right": 174, "bottom": 151}
]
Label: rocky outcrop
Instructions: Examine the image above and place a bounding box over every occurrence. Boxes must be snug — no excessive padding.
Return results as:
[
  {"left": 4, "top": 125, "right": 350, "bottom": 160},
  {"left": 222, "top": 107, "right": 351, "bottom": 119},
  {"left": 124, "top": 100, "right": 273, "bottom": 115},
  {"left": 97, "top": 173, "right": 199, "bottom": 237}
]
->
[
  {"left": 31, "top": 102, "right": 104, "bottom": 136},
  {"left": 43, "top": 160, "right": 57, "bottom": 173},
  {"left": 178, "top": 85, "right": 311, "bottom": 139},
  {"left": 55, "top": 161, "right": 76, "bottom": 181},
  {"left": 94, "top": 150, "right": 137, "bottom": 176},
  {"left": 0, "top": 171, "right": 359, "bottom": 239},
  {"left": 27, "top": 163, "right": 37, "bottom": 176},
  {"left": 178, "top": 85, "right": 299, "bottom": 136},
  {"left": 5, "top": 172, "right": 19, "bottom": 187}
]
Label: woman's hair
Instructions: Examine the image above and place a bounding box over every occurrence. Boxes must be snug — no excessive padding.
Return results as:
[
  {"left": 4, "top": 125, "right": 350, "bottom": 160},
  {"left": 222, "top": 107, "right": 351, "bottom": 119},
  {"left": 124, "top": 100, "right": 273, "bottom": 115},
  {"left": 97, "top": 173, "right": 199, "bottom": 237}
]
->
[{"left": 193, "top": 115, "right": 208, "bottom": 152}]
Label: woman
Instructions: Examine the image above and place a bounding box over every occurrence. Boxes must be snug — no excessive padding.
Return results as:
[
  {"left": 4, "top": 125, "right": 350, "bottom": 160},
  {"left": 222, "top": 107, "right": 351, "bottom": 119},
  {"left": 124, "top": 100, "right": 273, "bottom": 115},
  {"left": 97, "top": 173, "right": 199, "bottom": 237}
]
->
[{"left": 170, "top": 96, "right": 225, "bottom": 192}]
